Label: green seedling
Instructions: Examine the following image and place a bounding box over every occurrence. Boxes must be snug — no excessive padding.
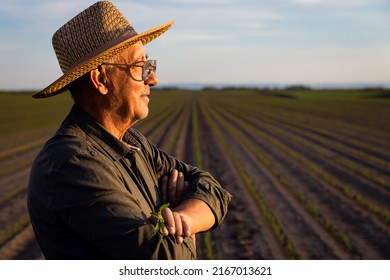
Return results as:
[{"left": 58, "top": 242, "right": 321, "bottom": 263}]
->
[{"left": 150, "top": 203, "right": 170, "bottom": 237}]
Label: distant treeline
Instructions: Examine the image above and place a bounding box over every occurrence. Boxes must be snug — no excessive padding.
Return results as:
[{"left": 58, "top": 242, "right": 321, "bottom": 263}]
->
[
  {"left": 1, "top": 85, "right": 389, "bottom": 97},
  {"left": 154, "top": 85, "right": 390, "bottom": 92}
]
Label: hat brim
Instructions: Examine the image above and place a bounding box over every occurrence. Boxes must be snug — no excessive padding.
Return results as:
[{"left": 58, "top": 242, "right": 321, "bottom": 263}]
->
[{"left": 33, "top": 20, "right": 174, "bottom": 98}]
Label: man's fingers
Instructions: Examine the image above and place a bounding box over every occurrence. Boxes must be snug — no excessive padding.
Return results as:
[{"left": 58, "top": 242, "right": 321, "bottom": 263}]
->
[
  {"left": 162, "top": 208, "right": 175, "bottom": 236},
  {"left": 176, "top": 172, "right": 185, "bottom": 201},
  {"left": 180, "top": 214, "right": 191, "bottom": 238},
  {"left": 168, "top": 170, "right": 178, "bottom": 203},
  {"left": 173, "top": 212, "right": 183, "bottom": 244},
  {"left": 161, "top": 169, "right": 189, "bottom": 206},
  {"left": 160, "top": 208, "right": 192, "bottom": 244}
]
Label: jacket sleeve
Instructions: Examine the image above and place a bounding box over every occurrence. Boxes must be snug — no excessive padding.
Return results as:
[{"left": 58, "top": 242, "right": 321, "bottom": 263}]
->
[{"left": 129, "top": 129, "right": 232, "bottom": 230}]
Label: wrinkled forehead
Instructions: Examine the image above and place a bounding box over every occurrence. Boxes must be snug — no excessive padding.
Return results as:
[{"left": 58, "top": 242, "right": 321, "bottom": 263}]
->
[{"left": 116, "top": 41, "right": 147, "bottom": 63}]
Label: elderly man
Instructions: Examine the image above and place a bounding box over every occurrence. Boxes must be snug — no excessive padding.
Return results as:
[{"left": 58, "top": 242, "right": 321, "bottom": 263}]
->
[{"left": 28, "top": 1, "right": 231, "bottom": 260}]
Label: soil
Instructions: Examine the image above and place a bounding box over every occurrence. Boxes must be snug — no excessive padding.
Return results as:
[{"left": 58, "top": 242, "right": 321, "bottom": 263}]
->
[{"left": 1, "top": 93, "right": 389, "bottom": 260}]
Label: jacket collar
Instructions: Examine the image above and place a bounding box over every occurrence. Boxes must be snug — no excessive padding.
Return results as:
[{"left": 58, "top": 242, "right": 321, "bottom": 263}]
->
[{"left": 68, "top": 105, "right": 141, "bottom": 161}]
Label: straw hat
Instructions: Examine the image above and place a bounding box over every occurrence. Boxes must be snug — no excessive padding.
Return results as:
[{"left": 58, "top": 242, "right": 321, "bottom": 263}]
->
[{"left": 33, "top": 1, "right": 173, "bottom": 98}]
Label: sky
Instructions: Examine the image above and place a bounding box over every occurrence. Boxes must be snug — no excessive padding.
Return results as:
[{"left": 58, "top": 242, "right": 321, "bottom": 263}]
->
[{"left": 0, "top": 0, "right": 389, "bottom": 90}]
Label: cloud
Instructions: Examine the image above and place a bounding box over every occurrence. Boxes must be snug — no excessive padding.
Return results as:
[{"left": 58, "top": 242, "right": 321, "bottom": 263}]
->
[
  {"left": 0, "top": 0, "right": 388, "bottom": 90},
  {"left": 0, "top": 0, "right": 96, "bottom": 36}
]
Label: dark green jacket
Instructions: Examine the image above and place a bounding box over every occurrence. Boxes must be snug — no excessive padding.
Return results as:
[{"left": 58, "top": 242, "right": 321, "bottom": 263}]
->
[{"left": 27, "top": 105, "right": 231, "bottom": 260}]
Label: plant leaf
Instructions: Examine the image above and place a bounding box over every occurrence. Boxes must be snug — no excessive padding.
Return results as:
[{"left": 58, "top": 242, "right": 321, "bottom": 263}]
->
[{"left": 150, "top": 203, "right": 170, "bottom": 237}]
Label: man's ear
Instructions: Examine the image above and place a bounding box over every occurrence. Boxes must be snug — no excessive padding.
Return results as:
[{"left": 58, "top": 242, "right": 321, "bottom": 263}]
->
[{"left": 90, "top": 66, "right": 109, "bottom": 95}]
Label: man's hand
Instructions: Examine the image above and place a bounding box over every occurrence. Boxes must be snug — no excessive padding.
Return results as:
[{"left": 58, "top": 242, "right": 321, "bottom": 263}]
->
[
  {"left": 161, "top": 207, "right": 192, "bottom": 244},
  {"left": 151, "top": 169, "right": 212, "bottom": 245},
  {"left": 157, "top": 169, "right": 192, "bottom": 244},
  {"left": 160, "top": 169, "right": 189, "bottom": 207}
]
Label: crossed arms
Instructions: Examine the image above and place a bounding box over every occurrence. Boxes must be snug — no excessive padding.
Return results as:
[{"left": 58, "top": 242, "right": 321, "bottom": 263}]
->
[{"left": 153, "top": 169, "right": 215, "bottom": 245}]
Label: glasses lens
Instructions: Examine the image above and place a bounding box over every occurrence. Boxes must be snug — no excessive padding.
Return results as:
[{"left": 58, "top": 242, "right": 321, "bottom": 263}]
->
[{"left": 142, "top": 60, "right": 157, "bottom": 80}]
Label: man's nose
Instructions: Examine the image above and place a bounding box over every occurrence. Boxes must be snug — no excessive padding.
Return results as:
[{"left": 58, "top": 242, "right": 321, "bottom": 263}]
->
[{"left": 145, "top": 72, "right": 158, "bottom": 87}]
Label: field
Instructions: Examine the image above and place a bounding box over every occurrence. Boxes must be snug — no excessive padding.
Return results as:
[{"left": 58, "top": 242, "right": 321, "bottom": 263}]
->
[{"left": 0, "top": 88, "right": 389, "bottom": 260}]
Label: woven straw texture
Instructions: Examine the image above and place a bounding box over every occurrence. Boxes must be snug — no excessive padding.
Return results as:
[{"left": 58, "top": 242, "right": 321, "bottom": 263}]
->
[{"left": 33, "top": 1, "right": 173, "bottom": 98}]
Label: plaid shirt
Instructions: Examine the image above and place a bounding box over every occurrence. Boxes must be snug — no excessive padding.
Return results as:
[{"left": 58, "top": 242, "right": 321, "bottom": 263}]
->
[{"left": 28, "top": 105, "right": 231, "bottom": 260}]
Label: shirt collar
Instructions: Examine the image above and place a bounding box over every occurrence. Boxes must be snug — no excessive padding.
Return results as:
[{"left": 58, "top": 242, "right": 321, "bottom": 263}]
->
[{"left": 68, "top": 105, "right": 141, "bottom": 160}]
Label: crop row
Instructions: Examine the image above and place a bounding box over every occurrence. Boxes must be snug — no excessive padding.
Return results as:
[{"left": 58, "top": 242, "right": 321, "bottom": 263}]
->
[
  {"left": 1, "top": 89, "right": 389, "bottom": 259},
  {"left": 201, "top": 91, "right": 389, "bottom": 258},
  {"left": 211, "top": 104, "right": 354, "bottom": 251},
  {"left": 218, "top": 103, "right": 390, "bottom": 217}
]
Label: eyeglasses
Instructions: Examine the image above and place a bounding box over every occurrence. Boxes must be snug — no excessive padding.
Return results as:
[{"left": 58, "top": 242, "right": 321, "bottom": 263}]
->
[{"left": 102, "top": 60, "right": 157, "bottom": 82}]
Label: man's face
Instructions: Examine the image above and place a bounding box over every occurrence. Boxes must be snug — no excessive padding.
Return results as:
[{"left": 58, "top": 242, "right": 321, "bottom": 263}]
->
[{"left": 105, "top": 41, "right": 158, "bottom": 127}]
